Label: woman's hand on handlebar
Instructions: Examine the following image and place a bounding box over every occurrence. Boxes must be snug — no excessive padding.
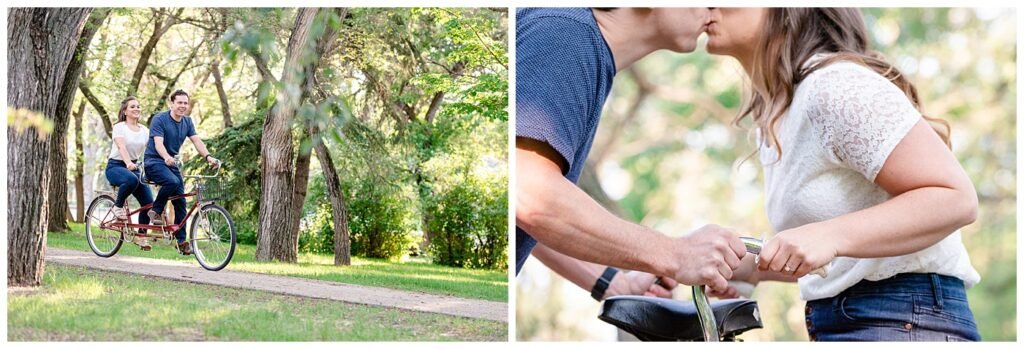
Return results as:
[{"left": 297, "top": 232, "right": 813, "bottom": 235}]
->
[{"left": 759, "top": 223, "right": 838, "bottom": 278}]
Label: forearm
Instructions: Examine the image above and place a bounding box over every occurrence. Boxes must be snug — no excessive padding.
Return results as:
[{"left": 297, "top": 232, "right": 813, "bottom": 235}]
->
[
  {"left": 531, "top": 243, "right": 635, "bottom": 298},
  {"left": 114, "top": 139, "right": 133, "bottom": 163},
  {"left": 822, "top": 186, "right": 977, "bottom": 258},
  {"left": 516, "top": 171, "right": 678, "bottom": 278},
  {"left": 155, "top": 141, "right": 172, "bottom": 160},
  {"left": 191, "top": 136, "right": 211, "bottom": 157}
]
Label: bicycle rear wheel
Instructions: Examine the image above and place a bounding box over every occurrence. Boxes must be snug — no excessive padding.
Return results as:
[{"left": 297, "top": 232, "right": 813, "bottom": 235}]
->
[
  {"left": 189, "top": 204, "right": 236, "bottom": 271},
  {"left": 85, "top": 195, "right": 123, "bottom": 257}
]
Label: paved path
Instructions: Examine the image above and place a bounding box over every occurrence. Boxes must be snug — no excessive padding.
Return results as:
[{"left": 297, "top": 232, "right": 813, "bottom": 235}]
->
[{"left": 45, "top": 248, "right": 507, "bottom": 322}]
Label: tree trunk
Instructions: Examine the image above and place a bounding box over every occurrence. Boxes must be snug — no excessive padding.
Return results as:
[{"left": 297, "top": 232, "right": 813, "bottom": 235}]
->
[
  {"left": 312, "top": 129, "right": 351, "bottom": 266},
  {"left": 255, "top": 8, "right": 319, "bottom": 262},
  {"left": 288, "top": 127, "right": 313, "bottom": 251},
  {"left": 47, "top": 8, "right": 109, "bottom": 233},
  {"left": 79, "top": 82, "right": 112, "bottom": 138},
  {"left": 73, "top": 101, "right": 86, "bottom": 223},
  {"left": 8, "top": 8, "right": 92, "bottom": 287},
  {"left": 211, "top": 57, "right": 233, "bottom": 127},
  {"left": 128, "top": 8, "right": 182, "bottom": 97}
]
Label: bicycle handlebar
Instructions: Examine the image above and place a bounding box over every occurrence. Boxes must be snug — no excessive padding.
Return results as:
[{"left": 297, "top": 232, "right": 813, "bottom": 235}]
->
[
  {"left": 693, "top": 237, "right": 830, "bottom": 341},
  {"left": 184, "top": 159, "right": 224, "bottom": 179}
]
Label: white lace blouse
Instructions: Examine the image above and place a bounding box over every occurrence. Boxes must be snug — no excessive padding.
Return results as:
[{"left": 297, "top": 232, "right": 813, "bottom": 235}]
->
[{"left": 759, "top": 57, "right": 980, "bottom": 301}]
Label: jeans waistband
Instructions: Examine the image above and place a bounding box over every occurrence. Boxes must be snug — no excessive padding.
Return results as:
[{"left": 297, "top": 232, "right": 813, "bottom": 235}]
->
[
  {"left": 107, "top": 158, "right": 139, "bottom": 167},
  {"left": 837, "top": 273, "right": 968, "bottom": 301}
]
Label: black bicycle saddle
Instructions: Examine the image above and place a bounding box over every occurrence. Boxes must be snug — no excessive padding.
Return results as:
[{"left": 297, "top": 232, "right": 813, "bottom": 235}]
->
[{"left": 598, "top": 295, "right": 762, "bottom": 341}]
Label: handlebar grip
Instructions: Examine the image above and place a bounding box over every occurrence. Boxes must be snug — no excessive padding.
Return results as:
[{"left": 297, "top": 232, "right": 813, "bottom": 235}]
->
[{"left": 727, "top": 281, "right": 756, "bottom": 298}]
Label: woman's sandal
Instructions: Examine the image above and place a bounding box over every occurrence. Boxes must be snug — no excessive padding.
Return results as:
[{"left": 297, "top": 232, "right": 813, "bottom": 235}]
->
[{"left": 113, "top": 207, "right": 129, "bottom": 221}]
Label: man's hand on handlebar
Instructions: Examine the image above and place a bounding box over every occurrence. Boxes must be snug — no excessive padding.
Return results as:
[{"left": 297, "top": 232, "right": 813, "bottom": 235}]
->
[
  {"left": 206, "top": 155, "right": 221, "bottom": 169},
  {"left": 621, "top": 272, "right": 678, "bottom": 298},
  {"left": 707, "top": 254, "right": 759, "bottom": 299},
  {"left": 670, "top": 224, "right": 747, "bottom": 294}
]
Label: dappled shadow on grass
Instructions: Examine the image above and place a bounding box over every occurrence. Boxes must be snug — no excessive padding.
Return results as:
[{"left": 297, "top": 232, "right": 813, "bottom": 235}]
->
[
  {"left": 8, "top": 265, "right": 506, "bottom": 341},
  {"left": 47, "top": 227, "right": 507, "bottom": 302}
]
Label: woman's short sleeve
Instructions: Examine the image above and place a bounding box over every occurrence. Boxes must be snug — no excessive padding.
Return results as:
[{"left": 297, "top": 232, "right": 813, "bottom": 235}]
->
[{"left": 805, "top": 63, "right": 922, "bottom": 181}]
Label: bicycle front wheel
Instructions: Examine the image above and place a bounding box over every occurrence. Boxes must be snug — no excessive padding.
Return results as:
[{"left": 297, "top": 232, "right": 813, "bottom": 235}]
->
[
  {"left": 85, "top": 195, "right": 123, "bottom": 257},
  {"left": 189, "top": 204, "right": 236, "bottom": 271}
]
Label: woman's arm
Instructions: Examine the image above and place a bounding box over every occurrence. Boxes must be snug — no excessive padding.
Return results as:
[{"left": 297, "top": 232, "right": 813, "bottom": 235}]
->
[
  {"left": 113, "top": 136, "right": 136, "bottom": 170},
  {"left": 759, "top": 120, "right": 978, "bottom": 276}
]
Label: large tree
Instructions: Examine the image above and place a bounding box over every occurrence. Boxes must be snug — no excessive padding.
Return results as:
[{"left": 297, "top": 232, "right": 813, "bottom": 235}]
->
[
  {"left": 255, "top": 8, "right": 320, "bottom": 262},
  {"left": 8, "top": 8, "right": 93, "bottom": 287},
  {"left": 47, "top": 8, "right": 110, "bottom": 233}
]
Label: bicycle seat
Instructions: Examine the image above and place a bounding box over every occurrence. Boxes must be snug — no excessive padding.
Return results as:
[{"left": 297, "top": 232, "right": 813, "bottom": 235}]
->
[
  {"left": 141, "top": 175, "right": 159, "bottom": 186},
  {"left": 598, "top": 295, "right": 762, "bottom": 341}
]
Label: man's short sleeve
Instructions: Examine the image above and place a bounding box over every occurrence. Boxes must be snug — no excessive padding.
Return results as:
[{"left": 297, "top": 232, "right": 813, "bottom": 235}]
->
[
  {"left": 185, "top": 117, "right": 197, "bottom": 138},
  {"left": 515, "top": 16, "right": 608, "bottom": 176},
  {"left": 150, "top": 114, "right": 165, "bottom": 138}
]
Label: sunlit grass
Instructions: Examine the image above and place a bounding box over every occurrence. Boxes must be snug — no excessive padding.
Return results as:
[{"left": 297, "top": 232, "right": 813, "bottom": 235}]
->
[
  {"left": 49, "top": 223, "right": 507, "bottom": 302},
  {"left": 8, "top": 265, "right": 505, "bottom": 341}
]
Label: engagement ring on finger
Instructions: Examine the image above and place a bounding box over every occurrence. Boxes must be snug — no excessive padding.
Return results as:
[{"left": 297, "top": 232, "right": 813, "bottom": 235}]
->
[{"left": 784, "top": 266, "right": 793, "bottom": 272}]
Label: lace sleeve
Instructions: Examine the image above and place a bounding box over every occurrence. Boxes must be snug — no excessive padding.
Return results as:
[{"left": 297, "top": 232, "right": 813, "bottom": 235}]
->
[{"left": 805, "top": 63, "right": 921, "bottom": 181}]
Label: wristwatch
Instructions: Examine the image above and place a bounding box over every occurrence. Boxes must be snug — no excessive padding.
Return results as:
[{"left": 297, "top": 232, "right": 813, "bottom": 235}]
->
[{"left": 591, "top": 267, "right": 619, "bottom": 301}]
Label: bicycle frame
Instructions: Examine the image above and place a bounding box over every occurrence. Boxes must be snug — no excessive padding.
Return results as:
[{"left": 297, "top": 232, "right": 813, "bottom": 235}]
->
[{"left": 97, "top": 191, "right": 201, "bottom": 236}]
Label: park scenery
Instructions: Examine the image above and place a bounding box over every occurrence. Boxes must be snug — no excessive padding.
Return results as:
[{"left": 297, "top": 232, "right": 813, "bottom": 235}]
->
[
  {"left": 7, "top": 7, "right": 508, "bottom": 341},
  {"left": 517, "top": 8, "right": 1016, "bottom": 341}
]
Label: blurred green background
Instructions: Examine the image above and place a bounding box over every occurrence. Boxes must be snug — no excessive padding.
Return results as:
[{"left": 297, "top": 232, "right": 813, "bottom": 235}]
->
[{"left": 516, "top": 8, "right": 1016, "bottom": 341}]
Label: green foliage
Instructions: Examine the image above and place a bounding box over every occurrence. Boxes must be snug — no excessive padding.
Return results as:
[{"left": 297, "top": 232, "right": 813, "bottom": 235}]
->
[
  {"left": 298, "top": 201, "right": 335, "bottom": 255},
  {"left": 426, "top": 174, "right": 508, "bottom": 270},
  {"left": 345, "top": 177, "right": 416, "bottom": 261}
]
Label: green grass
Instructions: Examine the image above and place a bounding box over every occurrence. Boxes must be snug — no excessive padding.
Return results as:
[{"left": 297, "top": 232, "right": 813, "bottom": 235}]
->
[
  {"left": 48, "top": 223, "right": 507, "bottom": 302},
  {"left": 8, "top": 265, "right": 505, "bottom": 341}
]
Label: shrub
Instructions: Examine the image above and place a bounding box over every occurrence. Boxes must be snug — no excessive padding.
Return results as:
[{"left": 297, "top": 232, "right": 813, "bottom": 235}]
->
[
  {"left": 426, "top": 175, "right": 507, "bottom": 270},
  {"left": 345, "top": 178, "right": 415, "bottom": 261}
]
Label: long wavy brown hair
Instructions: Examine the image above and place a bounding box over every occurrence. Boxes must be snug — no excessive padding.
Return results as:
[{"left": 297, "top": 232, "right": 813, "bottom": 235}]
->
[
  {"left": 117, "top": 96, "right": 138, "bottom": 124},
  {"left": 739, "top": 8, "right": 950, "bottom": 159}
]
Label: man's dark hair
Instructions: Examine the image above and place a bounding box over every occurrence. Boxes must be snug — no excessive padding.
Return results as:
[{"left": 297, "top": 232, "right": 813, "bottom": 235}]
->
[{"left": 169, "top": 89, "right": 190, "bottom": 102}]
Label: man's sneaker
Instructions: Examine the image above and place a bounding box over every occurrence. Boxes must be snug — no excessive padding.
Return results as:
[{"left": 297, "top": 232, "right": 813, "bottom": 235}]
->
[
  {"left": 148, "top": 211, "right": 165, "bottom": 226},
  {"left": 177, "top": 241, "right": 192, "bottom": 255}
]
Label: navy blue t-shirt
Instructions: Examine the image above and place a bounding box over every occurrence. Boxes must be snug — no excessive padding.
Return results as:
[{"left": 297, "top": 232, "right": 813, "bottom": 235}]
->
[
  {"left": 515, "top": 8, "right": 616, "bottom": 274},
  {"left": 144, "top": 110, "right": 197, "bottom": 163}
]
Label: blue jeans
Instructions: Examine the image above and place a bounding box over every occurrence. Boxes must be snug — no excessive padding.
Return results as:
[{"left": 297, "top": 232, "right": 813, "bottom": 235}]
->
[
  {"left": 805, "top": 273, "right": 980, "bottom": 341},
  {"left": 104, "top": 159, "right": 152, "bottom": 234},
  {"left": 144, "top": 160, "right": 187, "bottom": 242}
]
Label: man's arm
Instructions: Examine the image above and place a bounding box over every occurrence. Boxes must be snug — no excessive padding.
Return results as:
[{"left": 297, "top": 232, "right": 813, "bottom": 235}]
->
[
  {"left": 516, "top": 137, "right": 746, "bottom": 291},
  {"left": 531, "top": 243, "right": 676, "bottom": 300},
  {"left": 153, "top": 136, "right": 173, "bottom": 164},
  {"left": 189, "top": 135, "right": 211, "bottom": 157}
]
